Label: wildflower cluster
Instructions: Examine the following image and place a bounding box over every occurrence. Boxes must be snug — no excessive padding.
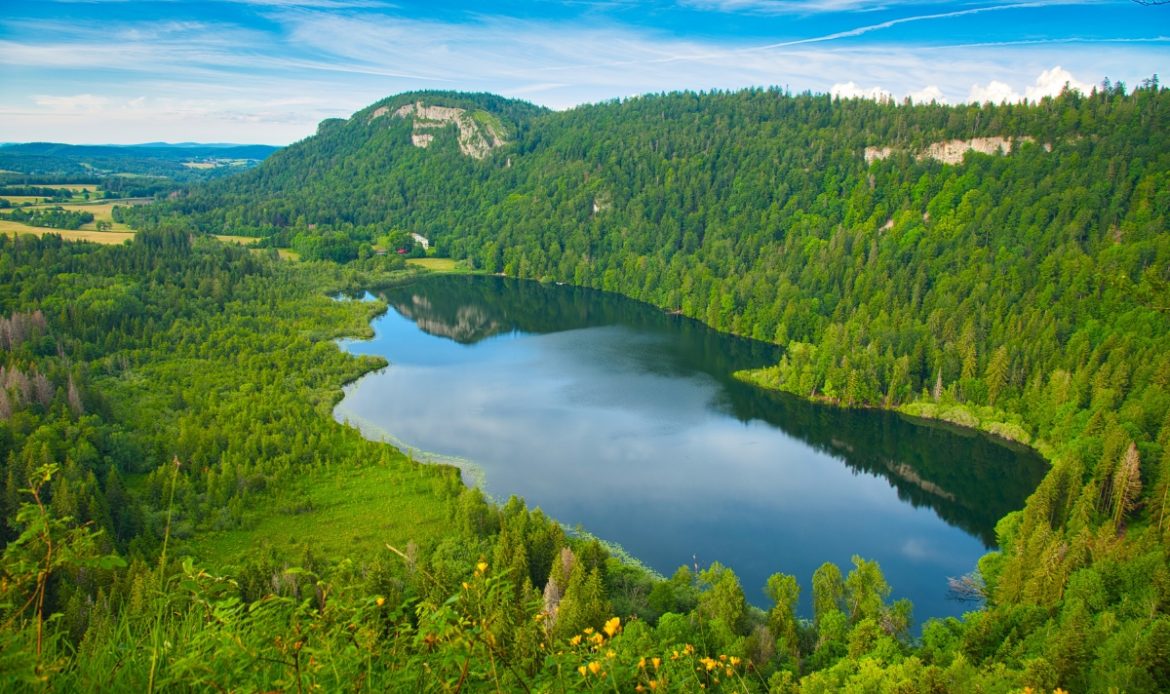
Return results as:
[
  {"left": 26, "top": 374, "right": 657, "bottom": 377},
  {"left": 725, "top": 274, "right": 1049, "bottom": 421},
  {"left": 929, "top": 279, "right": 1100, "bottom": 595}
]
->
[{"left": 570, "top": 618, "right": 624, "bottom": 682}]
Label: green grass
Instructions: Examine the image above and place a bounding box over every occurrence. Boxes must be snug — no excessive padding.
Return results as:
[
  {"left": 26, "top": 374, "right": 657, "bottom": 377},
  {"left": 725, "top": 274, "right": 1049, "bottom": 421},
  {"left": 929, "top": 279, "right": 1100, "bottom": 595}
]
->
[
  {"left": 406, "top": 257, "right": 460, "bottom": 272},
  {"left": 181, "top": 461, "right": 456, "bottom": 568},
  {"left": 471, "top": 109, "right": 507, "bottom": 139}
]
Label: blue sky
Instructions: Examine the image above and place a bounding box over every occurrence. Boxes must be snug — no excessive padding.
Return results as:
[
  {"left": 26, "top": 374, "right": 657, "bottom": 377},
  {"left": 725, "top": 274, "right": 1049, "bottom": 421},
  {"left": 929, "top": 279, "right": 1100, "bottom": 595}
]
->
[{"left": 0, "top": 0, "right": 1165, "bottom": 144}]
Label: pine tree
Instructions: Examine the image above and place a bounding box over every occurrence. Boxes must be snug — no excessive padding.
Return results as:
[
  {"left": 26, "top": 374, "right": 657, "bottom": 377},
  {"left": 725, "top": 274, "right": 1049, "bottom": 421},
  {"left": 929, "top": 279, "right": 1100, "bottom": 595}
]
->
[{"left": 985, "top": 345, "right": 1010, "bottom": 406}]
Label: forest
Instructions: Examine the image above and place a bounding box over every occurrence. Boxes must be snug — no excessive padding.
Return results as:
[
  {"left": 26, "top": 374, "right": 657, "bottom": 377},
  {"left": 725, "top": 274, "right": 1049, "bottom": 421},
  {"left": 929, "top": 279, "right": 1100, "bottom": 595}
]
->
[
  {"left": 2, "top": 81, "right": 1169, "bottom": 691},
  {"left": 0, "top": 142, "right": 278, "bottom": 183}
]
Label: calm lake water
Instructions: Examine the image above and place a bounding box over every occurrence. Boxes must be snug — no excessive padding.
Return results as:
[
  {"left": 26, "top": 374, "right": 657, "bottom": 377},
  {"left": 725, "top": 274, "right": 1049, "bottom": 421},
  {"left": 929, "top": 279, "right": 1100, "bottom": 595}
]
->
[{"left": 335, "top": 275, "right": 1047, "bottom": 621}]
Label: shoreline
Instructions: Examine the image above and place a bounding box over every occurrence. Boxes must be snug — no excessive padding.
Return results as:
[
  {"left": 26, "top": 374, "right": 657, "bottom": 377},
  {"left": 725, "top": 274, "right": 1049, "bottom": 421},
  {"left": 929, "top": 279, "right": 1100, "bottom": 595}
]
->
[
  {"left": 732, "top": 368, "right": 1055, "bottom": 466},
  {"left": 327, "top": 278, "right": 668, "bottom": 581}
]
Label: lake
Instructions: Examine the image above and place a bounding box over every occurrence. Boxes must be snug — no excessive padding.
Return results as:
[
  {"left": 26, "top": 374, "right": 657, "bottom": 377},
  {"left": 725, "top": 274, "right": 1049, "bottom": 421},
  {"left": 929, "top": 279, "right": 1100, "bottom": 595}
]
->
[{"left": 335, "top": 275, "right": 1047, "bottom": 621}]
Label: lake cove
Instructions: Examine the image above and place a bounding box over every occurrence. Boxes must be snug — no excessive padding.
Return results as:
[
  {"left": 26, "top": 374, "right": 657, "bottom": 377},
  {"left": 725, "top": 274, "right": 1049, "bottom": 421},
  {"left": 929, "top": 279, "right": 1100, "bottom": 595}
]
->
[{"left": 335, "top": 275, "right": 1047, "bottom": 620}]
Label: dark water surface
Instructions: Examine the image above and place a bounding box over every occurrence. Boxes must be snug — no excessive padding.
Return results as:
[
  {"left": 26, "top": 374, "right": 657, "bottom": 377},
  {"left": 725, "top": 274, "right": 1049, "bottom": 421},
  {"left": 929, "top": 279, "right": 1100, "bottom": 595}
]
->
[{"left": 335, "top": 275, "right": 1047, "bottom": 620}]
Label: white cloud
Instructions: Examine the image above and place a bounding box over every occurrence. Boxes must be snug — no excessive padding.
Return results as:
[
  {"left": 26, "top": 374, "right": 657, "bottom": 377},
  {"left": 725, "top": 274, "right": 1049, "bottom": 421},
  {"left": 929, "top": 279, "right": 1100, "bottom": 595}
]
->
[
  {"left": 1025, "top": 65, "right": 1093, "bottom": 100},
  {"left": 908, "top": 84, "right": 945, "bottom": 103},
  {"left": 830, "top": 81, "right": 892, "bottom": 101},
  {"left": 968, "top": 79, "right": 1019, "bottom": 104},
  {"left": 969, "top": 65, "right": 1093, "bottom": 103}
]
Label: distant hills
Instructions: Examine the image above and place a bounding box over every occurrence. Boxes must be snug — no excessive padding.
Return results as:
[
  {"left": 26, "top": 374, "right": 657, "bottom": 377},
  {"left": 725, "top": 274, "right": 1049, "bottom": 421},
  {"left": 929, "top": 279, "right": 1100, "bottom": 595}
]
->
[
  {"left": 0, "top": 141, "right": 280, "bottom": 181},
  {"left": 0, "top": 141, "right": 279, "bottom": 160}
]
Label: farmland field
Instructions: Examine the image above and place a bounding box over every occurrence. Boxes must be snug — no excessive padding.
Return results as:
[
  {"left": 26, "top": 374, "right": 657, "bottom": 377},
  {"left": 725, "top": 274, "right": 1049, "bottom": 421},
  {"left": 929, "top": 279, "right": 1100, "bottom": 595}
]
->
[
  {"left": 2, "top": 196, "right": 53, "bottom": 204},
  {"left": 214, "top": 234, "right": 260, "bottom": 245},
  {"left": 0, "top": 220, "right": 135, "bottom": 244},
  {"left": 29, "top": 199, "right": 149, "bottom": 230}
]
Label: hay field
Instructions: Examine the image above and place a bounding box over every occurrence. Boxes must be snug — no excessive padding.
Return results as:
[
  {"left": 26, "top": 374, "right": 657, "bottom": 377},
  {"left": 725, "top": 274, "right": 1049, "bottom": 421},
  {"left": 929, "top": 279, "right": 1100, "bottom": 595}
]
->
[{"left": 0, "top": 221, "right": 135, "bottom": 244}]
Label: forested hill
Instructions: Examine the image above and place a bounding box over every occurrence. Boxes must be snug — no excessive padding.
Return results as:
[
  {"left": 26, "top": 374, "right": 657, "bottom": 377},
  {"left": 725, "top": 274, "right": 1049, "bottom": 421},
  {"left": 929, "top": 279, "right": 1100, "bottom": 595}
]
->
[
  {"left": 113, "top": 83, "right": 1170, "bottom": 690},
  {"left": 139, "top": 85, "right": 1170, "bottom": 442}
]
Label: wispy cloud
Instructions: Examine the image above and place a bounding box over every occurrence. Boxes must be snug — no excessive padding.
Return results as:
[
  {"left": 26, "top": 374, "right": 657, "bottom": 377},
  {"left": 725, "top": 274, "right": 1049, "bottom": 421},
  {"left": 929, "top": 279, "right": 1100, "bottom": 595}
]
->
[
  {"left": 0, "top": 0, "right": 1163, "bottom": 142},
  {"left": 31, "top": 94, "right": 111, "bottom": 112},
  {"left": 509, "top": 2, "right": 1060, "bottom": 76},
  {"left": 928, "top": 35, "right": 1170, "bottom": 50},
  {"left": 683, "top": 0, "right": 935, "bottom": 15},
  {"left": 748, "top": 2, "right": 1058, "bottom": 49}
]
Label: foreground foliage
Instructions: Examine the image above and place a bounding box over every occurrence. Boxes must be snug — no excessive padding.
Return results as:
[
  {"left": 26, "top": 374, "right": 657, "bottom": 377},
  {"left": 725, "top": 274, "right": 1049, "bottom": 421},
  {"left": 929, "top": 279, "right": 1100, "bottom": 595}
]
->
[{"left": 1, "top": 231, "right": 1166, "bottom": 691}]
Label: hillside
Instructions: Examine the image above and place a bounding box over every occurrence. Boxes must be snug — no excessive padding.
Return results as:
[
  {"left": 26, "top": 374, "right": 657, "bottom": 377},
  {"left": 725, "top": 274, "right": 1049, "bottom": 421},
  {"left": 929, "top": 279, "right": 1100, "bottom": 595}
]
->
[{"left": 4, "top": 83, "right": 1169, "bottom": 691}]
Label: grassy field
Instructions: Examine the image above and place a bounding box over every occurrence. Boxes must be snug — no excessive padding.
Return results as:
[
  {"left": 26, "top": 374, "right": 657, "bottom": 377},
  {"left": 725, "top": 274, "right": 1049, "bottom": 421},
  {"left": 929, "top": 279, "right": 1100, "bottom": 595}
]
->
[
  {"left": 182, "top": 461, "right": 455, "bottom": 567},
  {"left": 212, "top": 235, "right": 302, "bottom": 261},
  {"left": 214, "top": 234, "right": 260, "bottom": 245},
  {"left": 2, "top": 195, "right": 52, "bottom": 204},
  {"left": 0, "top": 221, "right": 135, "bottom": 244},
  {"left": 407, "top": 257, "right": 460, "bottom": 271},
  {"left": 40, "top": 201, "right": 132, "bottom": 230}
]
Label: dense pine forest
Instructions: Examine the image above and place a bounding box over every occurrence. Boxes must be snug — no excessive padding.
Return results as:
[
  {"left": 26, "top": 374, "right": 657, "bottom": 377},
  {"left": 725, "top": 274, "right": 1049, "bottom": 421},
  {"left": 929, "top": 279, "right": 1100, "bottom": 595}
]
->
[{"left": 3, "top": 82, "right": 1169, "bottom": 691}]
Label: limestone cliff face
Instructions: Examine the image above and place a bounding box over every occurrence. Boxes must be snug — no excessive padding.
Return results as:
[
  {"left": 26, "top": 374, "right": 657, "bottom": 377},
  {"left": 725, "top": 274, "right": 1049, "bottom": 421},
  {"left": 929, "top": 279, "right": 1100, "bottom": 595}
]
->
[
  {"left": 369, "top": 101, "right": 506, "bottom": 159},
  {"left": 865, "top": 136, "right": 1049, "bottom": 165}
]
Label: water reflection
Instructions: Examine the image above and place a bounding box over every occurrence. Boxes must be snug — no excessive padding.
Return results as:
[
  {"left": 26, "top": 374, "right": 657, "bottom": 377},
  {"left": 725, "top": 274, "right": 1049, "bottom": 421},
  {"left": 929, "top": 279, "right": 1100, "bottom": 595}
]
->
[{"left": 338, "top": 275, "right": 1047, "bottom": 619}]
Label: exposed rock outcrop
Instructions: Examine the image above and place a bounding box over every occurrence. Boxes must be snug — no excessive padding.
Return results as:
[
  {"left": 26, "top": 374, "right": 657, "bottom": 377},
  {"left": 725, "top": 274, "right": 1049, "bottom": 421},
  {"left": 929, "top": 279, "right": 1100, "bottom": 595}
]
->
[
  {"left": 372, "top": 101, "right": 506, "bottom": 159},
  {"left": 865, "top": 136, "right": 1050, "bottom": 165}
]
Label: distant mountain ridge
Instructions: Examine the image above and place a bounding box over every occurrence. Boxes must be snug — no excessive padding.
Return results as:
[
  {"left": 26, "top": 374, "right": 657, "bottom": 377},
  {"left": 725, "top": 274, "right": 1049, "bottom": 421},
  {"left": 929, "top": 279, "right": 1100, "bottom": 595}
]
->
[
  {"left": 0, "top": 142, "right": 279, "bottom": 160},
  {"left": 0, "top": 141, "right": 281, "bottom": 180}
]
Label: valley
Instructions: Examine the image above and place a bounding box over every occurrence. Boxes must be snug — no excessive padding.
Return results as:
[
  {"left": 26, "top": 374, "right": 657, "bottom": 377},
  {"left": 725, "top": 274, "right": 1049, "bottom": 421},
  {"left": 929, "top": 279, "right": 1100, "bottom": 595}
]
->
[{"left": 1, "top": 83, "right": 1168, "bottom": 692}]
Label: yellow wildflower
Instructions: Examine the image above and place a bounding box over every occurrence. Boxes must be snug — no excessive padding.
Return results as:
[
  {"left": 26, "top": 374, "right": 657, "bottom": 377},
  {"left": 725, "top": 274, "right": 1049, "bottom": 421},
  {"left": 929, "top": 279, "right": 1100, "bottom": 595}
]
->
[
  {"left": 590, "top": 633, "right": 605, "bottom": 646},
  {"left": 570, "top": 635, "right": 582, "bottom": 646},
  {"left": 729, "top": 656, "right": 741, "bottom": 666},
  {"left": 719, "top": 654, "right": 727, "bottom": 662},
  {"left": 652, "top": 657, "right": 661, "bottom": 670},
  {"left": 604, "top": 616, "right": 622, "bottom": 637},
  {"left": 638, "top": 657, "right": 646, "bottom": 669},
  {"left": 606, "top": 649, "right": 616, "bottom": 659},
  {"left": 476, "top": 561, "right": 488, "bottom": 574},
  {"left": 684, "top": 644, "right": 695, "bottom": 655},
  {"left": 375, "top": 596, "right": 385, "bottom": 607},
  {"left": 649, "top": 681, "right": 659, "bottom": 691},
  {"left": 700, "top": 657, "right": 718, "bottom": 671},
  {"left": 725, "top": 668, "right": 733, "bottom": 677},
  {"left": 578, "top": 665, "right": 587, "bottom": 677},
  {"left": 588, "top": 661, "right": 603, "bottom": 675}
]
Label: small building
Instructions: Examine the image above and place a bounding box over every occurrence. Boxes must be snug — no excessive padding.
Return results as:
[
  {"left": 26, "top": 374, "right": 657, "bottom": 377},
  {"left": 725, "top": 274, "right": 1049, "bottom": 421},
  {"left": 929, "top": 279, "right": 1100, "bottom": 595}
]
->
[{"left": 410, "top": 233, "right": 430, "bottom": 250}]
